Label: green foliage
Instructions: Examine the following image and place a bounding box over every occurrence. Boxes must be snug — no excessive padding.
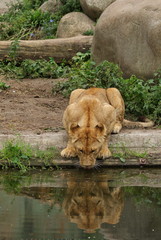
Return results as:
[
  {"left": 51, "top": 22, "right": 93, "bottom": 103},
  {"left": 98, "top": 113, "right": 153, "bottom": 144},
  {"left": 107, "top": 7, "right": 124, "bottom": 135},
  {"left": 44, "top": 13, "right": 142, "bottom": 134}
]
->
[
  {"left": 0, "top": 82, "right": 10, "bottom": 90},
  {"left": 0, "top": 0, "right": 82, "bottom": 40},
  {"left": 113, "top": 147, "right": 148, "bottom": 163},
  {"left": 0, "top": 58, "right": 67, "bottom": 79},
  {"left": 83, "top": 29, "right": 94, "bottom": 36},
  {"left": 0, "top": 139, "right": 60, "bottom": 172},
  {"left": 34, "top": 147, "right": 60, "bottom": 164},
  {"left": 60, "top": 0, "right": 82, "bottom": 13},
  {"left": 0, "top": 7, "right": 53, "bottom": 40},
  {"left": 121, "top": 76, "right": 161, "bottom": 122},
  {"left": 21, "top": 0, "right": 46, "bottom": 10},
  {"left": 0, "top": 140, "right": 32, "bottom": 172},
  {"left": 9, "top": 40, "right": 20, "bottom": 59},
  {"left": 53, "top": 52, "right": 123, "bottom": 96}
]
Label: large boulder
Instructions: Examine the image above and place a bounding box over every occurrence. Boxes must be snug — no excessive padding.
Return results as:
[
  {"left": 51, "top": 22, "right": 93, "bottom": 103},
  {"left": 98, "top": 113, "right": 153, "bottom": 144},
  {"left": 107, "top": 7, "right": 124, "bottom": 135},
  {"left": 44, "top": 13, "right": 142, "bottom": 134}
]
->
[
  {"left": 56, "top": 12, "right": 95, "bottom": 38},
  {"left": 92, "top": 0, "right": 161, "bottom": 78},
  {"left": 39, "top": 0, "right": 62, "bottom": 13},
  {"left": 80, "top": 0, "right": 116, "bottom": 20}
]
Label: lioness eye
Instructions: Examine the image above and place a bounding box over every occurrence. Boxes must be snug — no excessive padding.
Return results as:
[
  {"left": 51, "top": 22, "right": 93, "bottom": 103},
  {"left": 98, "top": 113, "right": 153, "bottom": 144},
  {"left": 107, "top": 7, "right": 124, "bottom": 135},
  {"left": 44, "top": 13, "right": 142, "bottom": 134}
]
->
[
  {"left": 91, "top": 149, "right": 96, "bottom": 153},
  {"left": 79, "top": 149, "right": 83, "bottom": 153}
]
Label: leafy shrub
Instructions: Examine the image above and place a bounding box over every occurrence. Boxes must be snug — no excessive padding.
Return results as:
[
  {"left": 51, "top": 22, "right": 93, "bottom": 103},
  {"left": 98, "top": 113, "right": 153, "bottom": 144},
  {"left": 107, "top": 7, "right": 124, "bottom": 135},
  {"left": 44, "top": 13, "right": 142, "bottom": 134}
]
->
[
  {"left": 83, "top": 30, "right": 94, "bottom": 36},
  {"left": 0, "top": 58, "right": 68, "bottom": 79},
  {"left": 0, "top": 8, "right": 53, "bottom": 40},
  {"left": 0, "top": 139, "right": 60, "bottom": 171},
  {"left": 53, "top": 52, "right": 125, "bottom": 96},
  {"left": 20, "top": 58, "right": 66, "bottom": 78},
  {"left": 0, "top": 82, "right": 10, "bottom": 90},
  {"left": 60, "top": 0, "right": 82, "bottom": 14},
  {"left": 0, "top": 140, "right": 32, "bottom": 171}
]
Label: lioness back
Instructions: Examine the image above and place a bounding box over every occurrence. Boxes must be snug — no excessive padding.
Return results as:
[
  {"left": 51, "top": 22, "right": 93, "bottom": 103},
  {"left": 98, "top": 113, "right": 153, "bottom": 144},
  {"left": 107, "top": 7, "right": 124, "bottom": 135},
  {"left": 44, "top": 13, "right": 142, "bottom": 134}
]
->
[{"left": 74, "top": 88, "right": 110, "bottom": 105}]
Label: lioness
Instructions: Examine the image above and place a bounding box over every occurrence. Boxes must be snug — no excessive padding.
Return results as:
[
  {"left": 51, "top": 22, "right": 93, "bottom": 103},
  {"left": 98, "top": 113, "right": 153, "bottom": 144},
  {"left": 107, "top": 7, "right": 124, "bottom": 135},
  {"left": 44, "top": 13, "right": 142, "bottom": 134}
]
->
[{"left": 61, "top": 88, "right": 153, "bottom": 168}]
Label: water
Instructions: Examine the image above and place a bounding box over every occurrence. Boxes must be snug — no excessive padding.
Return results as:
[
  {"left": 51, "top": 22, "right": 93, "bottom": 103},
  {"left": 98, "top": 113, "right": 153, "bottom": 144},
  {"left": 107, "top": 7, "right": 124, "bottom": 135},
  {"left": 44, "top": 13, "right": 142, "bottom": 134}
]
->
[{"left": 0, "top": 169, "right": 161, "bottom": 240}]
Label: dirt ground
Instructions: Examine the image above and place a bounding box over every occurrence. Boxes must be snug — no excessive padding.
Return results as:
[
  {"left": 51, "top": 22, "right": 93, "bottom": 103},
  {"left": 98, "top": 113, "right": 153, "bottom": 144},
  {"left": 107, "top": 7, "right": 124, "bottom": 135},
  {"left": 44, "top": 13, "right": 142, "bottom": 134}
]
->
[{"left": 0, "top": 76, "right": 69, "bottom": 134}]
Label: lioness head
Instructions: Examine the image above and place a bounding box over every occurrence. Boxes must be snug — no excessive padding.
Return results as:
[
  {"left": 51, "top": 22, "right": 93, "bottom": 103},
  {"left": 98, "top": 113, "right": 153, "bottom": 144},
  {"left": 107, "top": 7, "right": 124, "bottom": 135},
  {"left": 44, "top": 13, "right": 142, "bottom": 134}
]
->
[{"left": 69, "top": 123, "right": 106, "bottom": 169}]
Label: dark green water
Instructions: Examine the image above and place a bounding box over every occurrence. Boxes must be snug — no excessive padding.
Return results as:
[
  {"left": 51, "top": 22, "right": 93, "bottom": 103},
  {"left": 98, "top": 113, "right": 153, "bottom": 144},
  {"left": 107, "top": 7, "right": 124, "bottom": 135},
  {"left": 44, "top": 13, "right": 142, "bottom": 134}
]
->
[{"left": 0, "top": 169, "right": 161, "bottom": 240}]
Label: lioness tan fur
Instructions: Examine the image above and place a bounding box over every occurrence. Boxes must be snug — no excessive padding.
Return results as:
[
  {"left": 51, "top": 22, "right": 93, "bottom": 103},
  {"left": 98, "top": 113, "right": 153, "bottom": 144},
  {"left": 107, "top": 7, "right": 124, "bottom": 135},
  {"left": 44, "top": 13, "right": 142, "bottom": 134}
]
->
[{"left": 61, "top": 88, "right": 153, "bottom": 168}]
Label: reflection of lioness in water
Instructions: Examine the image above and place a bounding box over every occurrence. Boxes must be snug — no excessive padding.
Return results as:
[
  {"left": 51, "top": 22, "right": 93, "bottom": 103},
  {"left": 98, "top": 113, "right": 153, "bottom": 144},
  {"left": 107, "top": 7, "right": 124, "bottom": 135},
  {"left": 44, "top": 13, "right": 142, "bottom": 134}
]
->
[
  {"left": 61, "top": 88, "right": 153, "bottom": 168},
  {"left": 63, "top": 180, "right": 124, "bottom": 233}
]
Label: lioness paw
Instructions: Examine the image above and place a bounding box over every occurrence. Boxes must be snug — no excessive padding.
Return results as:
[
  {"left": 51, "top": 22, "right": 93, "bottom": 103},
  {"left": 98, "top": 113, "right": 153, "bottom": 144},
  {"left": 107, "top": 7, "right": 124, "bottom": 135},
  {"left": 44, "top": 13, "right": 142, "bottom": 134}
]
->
[
  {"left": 61, "top": 148, "right": 76, "bottom": 158},
  {"left": 98, "top": 148, "right": 112, "bottom": 159},
  {"left": 112, "top": 123, "right": 122, "bottom": 134}
]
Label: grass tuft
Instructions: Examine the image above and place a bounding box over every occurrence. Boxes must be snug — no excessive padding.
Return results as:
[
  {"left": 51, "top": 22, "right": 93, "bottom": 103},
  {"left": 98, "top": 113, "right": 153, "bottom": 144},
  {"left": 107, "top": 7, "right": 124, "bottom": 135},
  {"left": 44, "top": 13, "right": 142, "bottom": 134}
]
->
[{"left": 0, "top": 139, "right": 60, "bottom": 172}]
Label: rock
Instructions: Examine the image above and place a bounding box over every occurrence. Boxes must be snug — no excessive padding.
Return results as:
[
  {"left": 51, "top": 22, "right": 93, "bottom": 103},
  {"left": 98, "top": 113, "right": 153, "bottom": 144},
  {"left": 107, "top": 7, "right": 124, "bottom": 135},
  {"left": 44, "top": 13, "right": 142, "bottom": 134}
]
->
[
  {"left": 39, "top": 0, "right": 62, "bottom": 13},
  {"left": 56, "top": 12, "right": 95, "bottom": 38},
  {"left": 80, "top": 0, "right": 115, "bottom": 20},
  {"left": 0, "top": 0, "right": 18, "bottom": 14},
  {"left": 92, "top": 0, "right": 161, "bottom": 78}
]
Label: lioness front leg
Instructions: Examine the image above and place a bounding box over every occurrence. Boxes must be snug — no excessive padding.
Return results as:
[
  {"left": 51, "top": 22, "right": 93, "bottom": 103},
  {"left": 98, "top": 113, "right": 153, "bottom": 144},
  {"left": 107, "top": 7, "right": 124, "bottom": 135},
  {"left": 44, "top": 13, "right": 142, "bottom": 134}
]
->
[
  {"left": 106, "top": 88, "right": 125, "bottom": 133},
  {"left": 61, "top": 141, "right": 77, "bottom": 158},
  {"left": 97, "top": 141, "right": 112, "bottom": 159}
]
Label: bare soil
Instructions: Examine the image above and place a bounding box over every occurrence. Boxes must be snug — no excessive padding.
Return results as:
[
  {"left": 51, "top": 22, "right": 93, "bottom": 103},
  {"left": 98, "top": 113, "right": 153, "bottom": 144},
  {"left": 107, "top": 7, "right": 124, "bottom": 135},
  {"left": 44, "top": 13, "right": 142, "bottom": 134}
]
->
[{"left": 0, "top": 76, "right": 68, "bottom": 134}]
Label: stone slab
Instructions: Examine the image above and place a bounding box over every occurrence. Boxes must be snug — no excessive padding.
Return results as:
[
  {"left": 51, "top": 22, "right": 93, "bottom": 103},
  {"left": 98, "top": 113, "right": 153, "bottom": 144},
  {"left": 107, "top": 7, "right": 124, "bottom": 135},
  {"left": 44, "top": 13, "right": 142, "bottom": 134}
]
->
[{"left": 0, "top": 129, "right": 160, "bottom": 154}]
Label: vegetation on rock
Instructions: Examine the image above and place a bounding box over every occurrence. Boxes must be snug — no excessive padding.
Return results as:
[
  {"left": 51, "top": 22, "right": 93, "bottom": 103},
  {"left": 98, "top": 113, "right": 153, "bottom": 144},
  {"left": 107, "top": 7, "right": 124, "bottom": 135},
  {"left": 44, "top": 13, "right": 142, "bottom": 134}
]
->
[
  {"left": 0, "top": 139, "right": 60, "bottom": 172},
  {"left": 0, "top": 0, "right": 82, "bottom": 40}
]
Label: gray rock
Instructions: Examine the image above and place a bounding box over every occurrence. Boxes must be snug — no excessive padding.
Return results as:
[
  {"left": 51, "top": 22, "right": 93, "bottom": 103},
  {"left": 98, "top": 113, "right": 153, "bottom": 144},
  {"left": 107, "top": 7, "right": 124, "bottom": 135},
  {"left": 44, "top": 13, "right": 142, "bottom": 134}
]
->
[
  {"left": 0, "top": 0, "right": 20, "bottom": 14},
  {"left": 56, "top": 12, "right": 95, "bottom": 38},
  {"left": 92, "top": 0, "right": 161, "bottom": 78},
  {"left": 80, "top": 0, "right": 115, "bottom": 20}
]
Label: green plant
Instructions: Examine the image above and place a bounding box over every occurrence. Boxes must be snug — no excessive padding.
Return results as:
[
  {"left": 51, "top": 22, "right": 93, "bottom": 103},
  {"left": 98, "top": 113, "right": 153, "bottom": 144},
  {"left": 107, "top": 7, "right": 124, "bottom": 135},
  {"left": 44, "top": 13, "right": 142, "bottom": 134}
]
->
[
  {"left": 53, "top": 53, "right": 124, "bottom": 96},
  {"left": 0, "top": 7, "right": 53, "bottom": 40},
  {"left": 9, "top": 40, "right": 20, "bottom": 59},
  {"left": 0, "top": 82, "right": 10, "bottom": 90},
  {"left": 0, "top": 140, "right": 32, "bottom": 172},
  {"left": 60, "top": 0, "right": 82, "bottom": 14},
  {"left": 120, "top": 76, "right": 161, "bottom": 121},
  {"left": 34, "top": 147, "right": 60, "bottom": 165},
  {"left": 112, "top": 146, "right": 148, "bottom": 163},
  {"left": 0, "top": 58, "right": 67, "bottom": 79},
  {"left": 83, "top": 29, "right": 94, "bottom": 36},
  {"left": 0, "top": 139, "right": 60, "bottom": 171}
]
